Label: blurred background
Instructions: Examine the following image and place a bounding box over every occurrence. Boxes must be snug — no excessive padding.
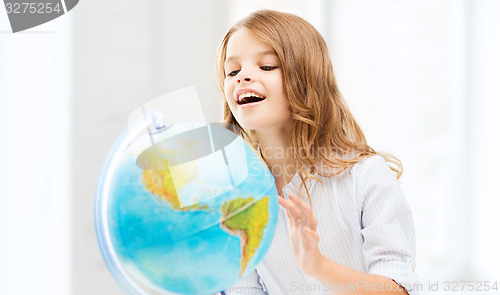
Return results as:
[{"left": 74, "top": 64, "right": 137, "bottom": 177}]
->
[{"left": 1, "top": 0, "right": 499, "bottom": 294}]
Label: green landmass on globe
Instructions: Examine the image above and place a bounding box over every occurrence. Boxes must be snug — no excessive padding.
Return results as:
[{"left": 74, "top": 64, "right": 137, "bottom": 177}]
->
[
  {"left": 98, "top": 120, "right": 279, "bottom": 294},
  {"left": 220, "top": 197, "right": 270, "bottom": 277},
  {"left": 142, "top": 164, "right": 270, "bottom": 278}
]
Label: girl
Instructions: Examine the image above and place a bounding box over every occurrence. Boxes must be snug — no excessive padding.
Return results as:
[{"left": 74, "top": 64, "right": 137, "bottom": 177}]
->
[{"left": 216, "top": 10, "right": 418, "bottom": 295}]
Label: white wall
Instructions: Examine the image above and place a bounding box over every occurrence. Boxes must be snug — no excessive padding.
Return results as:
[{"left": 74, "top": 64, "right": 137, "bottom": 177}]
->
[
  {"left": 329, "top": 0, "right": 500, "bottom": 285},
  {"left": 0, "top": 8, "right": 72, "bottom": 295},
  {"left": 71, "top": 0, "right": 229, "bottom": 294},
  {"left": 2, "top": 0, "right": 499, "bottom": 294},
  {"left": 466, "top": 0, "right": 500, "bottom": 280}
]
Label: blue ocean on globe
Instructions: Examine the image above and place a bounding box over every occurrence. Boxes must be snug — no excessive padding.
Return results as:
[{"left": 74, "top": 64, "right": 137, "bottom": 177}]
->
[{"left": 102, "top": 129, "right": 278, "bottom": 295}]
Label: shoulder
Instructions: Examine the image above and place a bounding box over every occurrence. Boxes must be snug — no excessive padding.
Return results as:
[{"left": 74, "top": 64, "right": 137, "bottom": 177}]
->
[
  {"left": 349, "top": 155, "right": 397, "bottom": 183},
  {"left": 314, "top": 155, "right": 393, "bottom": 189},
  {"left": 351, "top": 154, "right": 391, "bottom": 172},
  {"left": 313, "top": 155, "right": 399, "bottom": 201},
  {"left": 348, "top": 155, "right": 404, "bottom": 205}
]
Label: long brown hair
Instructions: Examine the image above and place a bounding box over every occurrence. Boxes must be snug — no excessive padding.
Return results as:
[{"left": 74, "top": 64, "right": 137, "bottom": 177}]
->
[{"left": 216, "top": 10, "right": 402, "bottom": 199}]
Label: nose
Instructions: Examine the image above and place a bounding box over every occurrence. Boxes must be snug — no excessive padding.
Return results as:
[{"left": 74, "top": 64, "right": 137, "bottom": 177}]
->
[
  {"left": 236, "top": 71, "right": 252, "bottom": 83},
  {"left": 237, "top": 77, "right": 251, "bottom": 83}
]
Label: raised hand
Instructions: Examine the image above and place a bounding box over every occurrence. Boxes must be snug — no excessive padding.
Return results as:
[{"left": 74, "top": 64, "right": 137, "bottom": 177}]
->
[{"left": 278, "top": 193, "right": 324, "bottom": 275}]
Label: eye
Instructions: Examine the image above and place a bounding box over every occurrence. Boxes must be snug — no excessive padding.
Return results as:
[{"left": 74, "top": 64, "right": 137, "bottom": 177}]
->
[
  {"left": 227, "top": 70, "right": 240, "bottom": 77},
  {"left": 260, "top": 66, "right": 278, "bottom": 71}
]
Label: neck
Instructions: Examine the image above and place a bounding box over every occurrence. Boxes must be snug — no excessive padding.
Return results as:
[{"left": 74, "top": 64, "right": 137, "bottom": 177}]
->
[{"left": 255, "top": 125, "right": 295, "bottom": 194}]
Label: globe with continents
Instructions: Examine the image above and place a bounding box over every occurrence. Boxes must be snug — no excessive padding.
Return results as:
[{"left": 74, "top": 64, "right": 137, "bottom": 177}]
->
[{"left": 95, "top": 118, "right": 278, "bottom": 295}]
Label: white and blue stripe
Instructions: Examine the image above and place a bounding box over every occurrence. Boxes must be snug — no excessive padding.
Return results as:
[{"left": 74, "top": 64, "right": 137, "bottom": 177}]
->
[{"left": 224, "top": 155, "right": 418, "bottom": 295}]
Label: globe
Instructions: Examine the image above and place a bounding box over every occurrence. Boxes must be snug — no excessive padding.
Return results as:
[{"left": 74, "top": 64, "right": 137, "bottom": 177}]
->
[{"left": 95, "top": 113, "right": 278, "bottom": 295}]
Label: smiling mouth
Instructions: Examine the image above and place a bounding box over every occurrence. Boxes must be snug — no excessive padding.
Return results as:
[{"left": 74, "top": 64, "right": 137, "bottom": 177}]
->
[
  {"left": 237, "top": 96, "right": 265, "bottom": 105},
  {"left": 237, "top": 92, "right": 266, "bottom": 105}
]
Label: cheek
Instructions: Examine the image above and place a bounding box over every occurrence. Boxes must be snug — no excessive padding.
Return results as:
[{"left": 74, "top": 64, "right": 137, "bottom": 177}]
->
[
  {"left": 224, "top": 77, "right": 234, "bottom": 91},
  {"left": 223, "top": 82, "right": 231, "bottom": 101},
  {"left": 269, "top": 73, "right": 285, "bottom": 94},
  {"left": 223, "top": 85, "right": 237, "bottom": 112},
  {"left": 269, "top": 76, "right": 287, "bottom": 106},
  {"left": 224, "top": 93, "right": 231, "bottom": 105}
]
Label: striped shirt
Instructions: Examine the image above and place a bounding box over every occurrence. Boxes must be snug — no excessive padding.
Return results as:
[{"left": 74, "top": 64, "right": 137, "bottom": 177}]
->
[{"left": 225, "top": 155, "right": 418, "bottom": 295}]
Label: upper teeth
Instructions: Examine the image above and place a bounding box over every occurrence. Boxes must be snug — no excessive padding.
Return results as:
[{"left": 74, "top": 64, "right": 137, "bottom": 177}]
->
[{"left": 238, "top": 92, "right": 263, "bottom": 101}]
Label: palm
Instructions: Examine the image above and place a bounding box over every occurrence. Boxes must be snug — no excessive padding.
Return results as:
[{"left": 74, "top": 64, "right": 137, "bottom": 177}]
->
[{"left": 278, "top": 194, "right": 322, "bottom": 275}]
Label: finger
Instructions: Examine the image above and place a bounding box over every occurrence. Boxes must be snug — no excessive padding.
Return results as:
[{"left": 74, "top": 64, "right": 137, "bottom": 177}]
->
[
  {"left": 278, "top": 197, "right": 302, "bottom": 221},
  {"left": 284, "top": 209, "right": 293, "bottom": 225},
  {"left": 288, "top": 194, "right": 317, "bottom": 231},
  {"left": 288, "top": 193, "right": 310, "bottom": 211},
  {"left": 278, "top": 197, "right": 295, "bottom": 226}
]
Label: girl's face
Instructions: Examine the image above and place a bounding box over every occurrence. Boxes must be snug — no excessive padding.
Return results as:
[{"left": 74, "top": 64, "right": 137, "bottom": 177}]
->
[{"left": 223, "top": 28, "right": 292, "bottom": 132}]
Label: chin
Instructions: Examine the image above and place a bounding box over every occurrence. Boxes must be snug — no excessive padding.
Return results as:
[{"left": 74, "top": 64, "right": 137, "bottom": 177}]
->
[
  {"left": 236, "top": 116, "right": 291, "bottom": 133},
  {"left": 237, "top": 121, "right": 262, "bottom": 132},
  {"left": 233, "top": 117, "right": 264, "bottom": 131}
]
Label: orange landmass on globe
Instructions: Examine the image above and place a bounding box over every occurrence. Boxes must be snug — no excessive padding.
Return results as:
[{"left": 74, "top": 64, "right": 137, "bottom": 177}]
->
[{"left": 142, "top": 168, "right": 208, "bottom": 211}]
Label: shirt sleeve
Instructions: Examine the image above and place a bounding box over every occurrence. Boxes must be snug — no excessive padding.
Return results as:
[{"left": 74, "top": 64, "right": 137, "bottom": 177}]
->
[
  {"left": 355, "top": 156, "right": 419, "bottom": 295},
  {"left": 224, "top": 270, "right": 268, "bottom": 295}
]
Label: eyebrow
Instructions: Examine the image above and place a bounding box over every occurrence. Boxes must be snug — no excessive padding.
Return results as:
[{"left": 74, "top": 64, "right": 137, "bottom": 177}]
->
[{"left": 225, "top": 50, "right": 278, "bottom": 64}]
